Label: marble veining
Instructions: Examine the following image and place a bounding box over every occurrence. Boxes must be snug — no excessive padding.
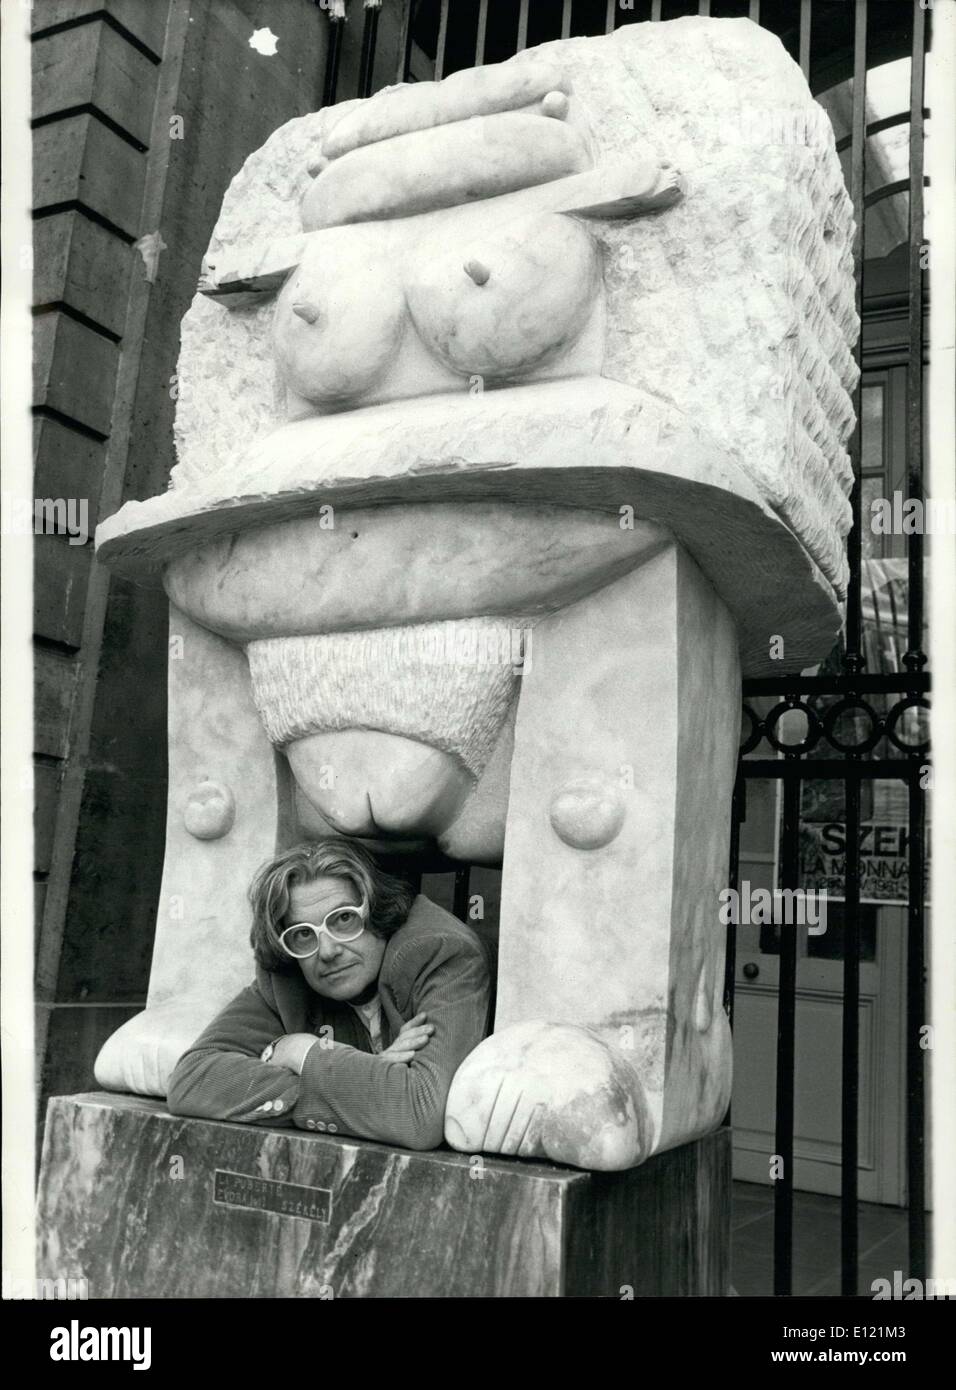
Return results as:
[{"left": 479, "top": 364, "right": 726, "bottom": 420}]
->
[{"left": 37, "top": 1096, "right": 729, "bottom": 1297}]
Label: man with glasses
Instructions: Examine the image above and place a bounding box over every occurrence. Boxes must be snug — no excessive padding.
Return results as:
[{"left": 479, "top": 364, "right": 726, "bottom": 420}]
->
[{"left": 167, "top": 838, "right": 494, "bottom": 1151}]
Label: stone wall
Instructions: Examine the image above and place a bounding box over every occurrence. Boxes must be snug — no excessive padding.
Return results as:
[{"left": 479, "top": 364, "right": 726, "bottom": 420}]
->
[{"left": 32, "top": 0, "right": 338, "bottom": 1129}]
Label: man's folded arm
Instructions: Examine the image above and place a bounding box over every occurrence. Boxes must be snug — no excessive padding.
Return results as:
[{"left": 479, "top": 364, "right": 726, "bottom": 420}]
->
[
  {"left": 166, "top": 984, "right": 301, "bottom": 1123},
  {"left": 293, "top": 933, "right": 492, "bottom": 1150}
]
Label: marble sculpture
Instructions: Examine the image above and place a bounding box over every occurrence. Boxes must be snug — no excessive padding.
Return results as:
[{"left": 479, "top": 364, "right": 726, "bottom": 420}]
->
[{"left": 93, "top": 17, "right": 857, "bottom": 1170}]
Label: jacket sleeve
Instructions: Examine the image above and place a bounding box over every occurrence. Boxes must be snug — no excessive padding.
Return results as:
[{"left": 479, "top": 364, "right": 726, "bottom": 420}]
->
[
  {"left": 166, "top": 983, "right": 302, "bottom": 1124},
  {"left": 293, "top": 932, "right": 491, "bottom": 1150}
]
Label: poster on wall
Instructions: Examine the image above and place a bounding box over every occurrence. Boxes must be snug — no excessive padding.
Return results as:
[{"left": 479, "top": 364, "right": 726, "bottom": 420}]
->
[
  {"left": 797, "top": 777, "right": 931, "bottom": 907},
  {"left": 778, "top": 559, "right": 932, "bottom": 908}
]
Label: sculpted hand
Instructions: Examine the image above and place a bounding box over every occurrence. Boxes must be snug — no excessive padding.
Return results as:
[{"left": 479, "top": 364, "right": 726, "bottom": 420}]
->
[
  {"left": 379, "top": 1012, "right": 434, "bottom": 1064},
  {"left": 261, "top": 1032, "right": 319, "bottom": 1075}
]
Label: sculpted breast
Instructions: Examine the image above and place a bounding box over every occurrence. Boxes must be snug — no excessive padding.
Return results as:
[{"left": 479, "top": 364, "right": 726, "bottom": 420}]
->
[
  {"left": 406, "top": 212, "right": 600, "bottom": 380},
  {"left": 272, "top": 233, "right": 406, "bottom": 408}
]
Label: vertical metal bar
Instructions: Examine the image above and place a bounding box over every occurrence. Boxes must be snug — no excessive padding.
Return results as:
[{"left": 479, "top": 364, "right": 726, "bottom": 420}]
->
[
  {"left": 844, "top": 0, "right": 868, "bottom": 674},
  {"left": 723, "top": 775, "right": 744, "bottom": 1032},
  {"left": 517, "top": 0, "right": 530, "bottom": 52},
  {"left": 903, "top": 0, "right": 928, "bottom": 1291},
  {"left": 322, "top": 8, "right": 345, "bottom": 108},
  {"left": 841, "top": 768, "right": 861, "bottom": 1294},
  {"left": 904, "top": 2, "right": 927, "bottom": 674},
  {"left": 748, "top": 0, "right": 761, "bottom": 23},
  {"left": 651, "top": 0, "right": 662, "bottom": 21},
  {"left": 434, "top": 0, "right": 451, "bottom": 81},
  {"left": 358, "top": 1, "right": 381, "bottom": 99},
  {"left": 773, "top": 769, "right": 801, "bottom": 1296},
  {"left": 561, "top": 0, "right": 573, "bottom": 40},
  {"left": 395, "top": 0, "right": 414, "bottom": 83},
  {"left": 906, "top": 770, "right": 927, "bottom": 1277},
  {"left": 721, "top": 774, "right": 744, "bottom": 1130},
  {"left": 605, "top": 0, "right": 617, "bottom": 34},
  {"left": 798, "top": 0, "right": 811, "bottom": 80},
  {"left": 698, "top": 0, "right": 711, "bottom": 16},
  {"left": 475, "top": 0, "right": 489, "bottom": 64},
  {"left": 453, "top": 867, "right": 472, "bottom": 922}
]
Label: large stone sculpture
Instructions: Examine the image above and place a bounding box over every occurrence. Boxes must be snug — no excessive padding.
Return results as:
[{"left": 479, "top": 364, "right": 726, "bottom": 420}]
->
[{"left": 93, "top": 17, "right": 857, "bottom": 1170}]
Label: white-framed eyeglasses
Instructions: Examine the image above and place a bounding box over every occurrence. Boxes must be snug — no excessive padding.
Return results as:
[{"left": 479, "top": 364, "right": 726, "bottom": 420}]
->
[{"left": 278, "top": 900, "right": 369, "bottom": 958}]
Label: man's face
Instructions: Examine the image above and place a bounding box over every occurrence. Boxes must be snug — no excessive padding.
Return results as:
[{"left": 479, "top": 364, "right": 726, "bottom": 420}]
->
[{"left": 286, "top": 875, "right": 385, "bottom": 1001}]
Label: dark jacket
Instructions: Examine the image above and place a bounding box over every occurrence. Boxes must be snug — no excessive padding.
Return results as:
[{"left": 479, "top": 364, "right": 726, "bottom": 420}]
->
[{"left": 166, "top": 895, "right": 494, "bottom": 1151}]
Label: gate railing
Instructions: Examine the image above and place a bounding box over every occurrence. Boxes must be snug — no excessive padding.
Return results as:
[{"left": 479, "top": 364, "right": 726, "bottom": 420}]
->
[{"left": 314, "top": 0, "right": 932, "bottom": 1297}]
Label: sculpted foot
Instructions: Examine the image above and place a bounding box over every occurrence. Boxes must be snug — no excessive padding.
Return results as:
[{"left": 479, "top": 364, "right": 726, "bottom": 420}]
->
[
  {"left": 94, "top": 1000, "right": 218, "bottom": 1098},
  {"left": 443, "top": 1020, "right": 653, "bottom": 1170}
]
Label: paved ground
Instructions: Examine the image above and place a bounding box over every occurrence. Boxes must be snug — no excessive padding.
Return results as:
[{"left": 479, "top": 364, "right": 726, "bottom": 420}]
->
[{"left": 731, "top": 1181, "right": 910, "bottom": 1297}]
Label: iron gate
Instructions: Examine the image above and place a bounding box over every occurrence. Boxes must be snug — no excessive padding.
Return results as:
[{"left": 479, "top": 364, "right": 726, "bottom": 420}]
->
[{"left": 314, "top": 0, "right": 932, "bottom": 1296}]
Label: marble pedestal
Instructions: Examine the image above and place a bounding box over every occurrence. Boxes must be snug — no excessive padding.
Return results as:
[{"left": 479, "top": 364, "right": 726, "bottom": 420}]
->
[{"left": 38, "top": 1094, "right": 730, "bottom": 1297}]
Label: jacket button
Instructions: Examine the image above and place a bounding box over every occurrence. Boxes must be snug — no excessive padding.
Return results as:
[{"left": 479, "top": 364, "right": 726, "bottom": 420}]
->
[
  {"left": 261, "top": 1100, "right": 273, "bottom": 1112},
  {"left": 306, "top": 1119, "right": 316, "bottom": 1130},
  {"left": 328, "top": 1123, "right": 338, "bottom": 1133},
  {"left": 273, "top": 1099, "right": 284, "bottom": 1114},
  {"left": 316, "top": 1121, "right": 326, "bottom": 1132}
]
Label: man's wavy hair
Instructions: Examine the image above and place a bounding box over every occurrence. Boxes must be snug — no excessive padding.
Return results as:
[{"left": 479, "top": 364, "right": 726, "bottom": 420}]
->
[{"left": 249, "top": 838, "right": 415, "bottom": 975}]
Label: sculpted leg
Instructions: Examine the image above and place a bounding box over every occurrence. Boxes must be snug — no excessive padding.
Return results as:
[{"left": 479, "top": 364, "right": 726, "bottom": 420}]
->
[
  {"left": 445, "top": 542, "right": 737, "bottom": 1169},
  {"left": 94, "top": 610, "right": 284, "bottom": 1095}
]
